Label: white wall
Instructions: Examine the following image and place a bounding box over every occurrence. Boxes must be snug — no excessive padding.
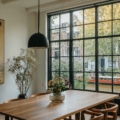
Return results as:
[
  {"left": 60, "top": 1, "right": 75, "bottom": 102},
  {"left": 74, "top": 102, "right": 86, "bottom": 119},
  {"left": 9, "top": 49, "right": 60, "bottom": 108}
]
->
[
  {"left": 0, "top": 1, "right": 36, "bottom": 103},
  {"left": 35, "top": 12, "right": 48, "bottom": 93}
]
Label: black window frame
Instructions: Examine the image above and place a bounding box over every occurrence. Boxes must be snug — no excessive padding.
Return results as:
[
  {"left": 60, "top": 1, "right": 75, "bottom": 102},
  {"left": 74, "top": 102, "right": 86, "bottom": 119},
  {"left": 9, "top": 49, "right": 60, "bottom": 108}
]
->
[{"left": 48, "top": 0, "right": 120, "bottom": 94}]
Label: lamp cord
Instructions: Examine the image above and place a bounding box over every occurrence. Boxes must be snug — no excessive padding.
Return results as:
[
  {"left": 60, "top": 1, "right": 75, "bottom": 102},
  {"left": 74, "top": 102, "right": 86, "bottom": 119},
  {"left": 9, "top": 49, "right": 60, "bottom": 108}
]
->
[{"left": 38, "top": 0, "right": 40, "bottom": 33}]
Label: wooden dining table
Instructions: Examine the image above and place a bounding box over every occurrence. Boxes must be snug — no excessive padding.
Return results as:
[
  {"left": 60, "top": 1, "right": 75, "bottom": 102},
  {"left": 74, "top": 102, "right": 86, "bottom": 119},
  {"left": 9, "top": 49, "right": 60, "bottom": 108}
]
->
[{"left": 0, "top": 90, "right": 119, "bottom": 120}]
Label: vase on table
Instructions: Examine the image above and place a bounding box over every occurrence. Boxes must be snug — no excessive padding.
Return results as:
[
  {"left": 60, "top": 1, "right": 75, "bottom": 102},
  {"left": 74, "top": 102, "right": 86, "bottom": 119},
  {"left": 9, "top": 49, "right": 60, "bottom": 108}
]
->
[
  {"left": 49, "top": 92, "right": 65, "bottom": 102},
  {"left": 18, "top": 94, "right": 27, "bottom": 99}
]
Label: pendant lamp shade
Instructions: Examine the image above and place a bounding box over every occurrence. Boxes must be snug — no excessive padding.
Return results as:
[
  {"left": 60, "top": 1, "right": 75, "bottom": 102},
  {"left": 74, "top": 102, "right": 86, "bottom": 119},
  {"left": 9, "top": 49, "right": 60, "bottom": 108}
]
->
[
  {"left": 28, "top": 33, "right": 49, "bottom": 49},
  {"left": 28, "top": 0, "right": 49, "bottom": 49}
]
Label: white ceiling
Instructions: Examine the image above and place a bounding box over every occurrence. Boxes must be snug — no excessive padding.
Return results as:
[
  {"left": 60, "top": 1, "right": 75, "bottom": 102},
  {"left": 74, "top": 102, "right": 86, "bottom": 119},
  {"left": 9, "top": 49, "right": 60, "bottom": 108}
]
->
[
  {"left": 23, "top": 0, "right": 59, "bottom": 8},
  {"left": 2, "top": 0, "right": 59, "bottom": 8},
  {"left": 2, "top": 0, "right": 107, "bottom": 12}
]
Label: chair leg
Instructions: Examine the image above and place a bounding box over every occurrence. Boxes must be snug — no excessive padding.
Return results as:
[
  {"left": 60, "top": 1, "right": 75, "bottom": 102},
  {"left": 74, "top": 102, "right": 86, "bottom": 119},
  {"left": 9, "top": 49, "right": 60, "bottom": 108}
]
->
[
  {"left": 75, "top": 112, "right": 80, "bottom": 120},
  {"left": 113, "top": 111, "right": 117, "bottom": 120},
  {"left": 11, "top": 117, "right": 13, "bottom": 120},
  {"left": 69, "top": 116, "right": 71, "bottom": 119},
  {"left": 81, "top": 112, "right": 85, "bottom": 120},
  {"left": 5, "top": 116, "right": 9, "bottom": 120},
  {"left": 91, "top": 115, "right": 94, "bottom": 119},
  {"left": 104, "top": 112, "right": 108, "bottom": 120}
]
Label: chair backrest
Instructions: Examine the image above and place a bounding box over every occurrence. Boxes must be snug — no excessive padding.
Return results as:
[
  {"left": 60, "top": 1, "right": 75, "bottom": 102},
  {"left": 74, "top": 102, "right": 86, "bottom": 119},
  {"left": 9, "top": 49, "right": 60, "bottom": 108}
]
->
[
  {"left": 90, "top": 102, "right": 118, "bottom": 113},
  {"left": 82, "top": 110, "right": 104, "bottom": 120},
  {"left": 90, "top": 102, "right": 118, "bottom": 120},
  {"left": 104, "top": 102, "right": 118, "bottom": 112},
  {"left": 29, "top": 92, "right": 50, "bottom": 98},
  {"left": 64, "top": 110, "right": 103, "bottom": 120},
  {"left": 3, "top": 99, "right": 23, "bottom": 104}
]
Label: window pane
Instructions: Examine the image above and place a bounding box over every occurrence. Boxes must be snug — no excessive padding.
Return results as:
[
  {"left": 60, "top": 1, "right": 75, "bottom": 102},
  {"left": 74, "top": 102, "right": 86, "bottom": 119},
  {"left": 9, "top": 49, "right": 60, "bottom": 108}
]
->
[
  {"left": 74, "top": 72, "right": 83, "bottom": 89},
  {"left": 113, "top": 3, "right": 120, "bottom": 19},
  {"left": 98, "top": 38, "right": 111, "bottom": 55},
  {"left": 73, "top": 26, "right": 83, "bottom": 39},
  {"left": 60, "top": 13, "right": 70, "bottom": 27},
  {"left": 51, "top": 15, "right": 59, "bottom": 29},
  {"left": 51, "top": 29, "right": 59, "bottom": 41},
  {"left": 73, "top": 10, "right": 83, "bottom": 25},
  {"left": 113, "top": 37, "right": 120, "bottom": 55},
  {"left": 60, "top": 28, "right": 70, "bottom": 40},
  {"left": 113, "top": 20, "right": 120, "bottom": 35},
  {"left": 60, "top": 57, "right": 69, "bottom": 71},
  {"left": 99, "top": 73, "right": 112, "bottom": 92},
  {"left": 113, "top": 73, "right": 120, "bottom": 93},
  {"left": 51, "top": 42, "right": 59, "bottom": 57},
  {"left": 84, "top": 8, "right": 95, "bottom": 24},
  {"left": 84, "top": 24, "right": 95, "bottom": 38},
  {"left": 98, "top": 5, "right": 112, "bottom": 21},
  {"left": 73, "top": 40, "right": 83, "bottom": 56},
  {"left": 74, "top": 57, "right": 83, "bottom": 71},
  {"left": 60, "top": 42, "right": 69, "bottom": 56},
  {"left": 84, "top": 57, "right": 95, "bottom": 72},
  {"left": 52, "top": 58, "right": 59, "bottom": 71},
  {"left": 113, "top": 56, "right": 120, "bottom": 72},
  {"left": 98, "top": 21, "right": 112, "bottom": 36},
  {"left": 98, "top": 56, "right": 112, "bottom": 72},
  {"left": 85, "top": 73, "right": 95, "bottom": 90},
  {"left": 52, "top": 72, "right": 59, "bottom": 80},
  {"left": 85, "top": 39, "right": 95, "bottom": 56}
]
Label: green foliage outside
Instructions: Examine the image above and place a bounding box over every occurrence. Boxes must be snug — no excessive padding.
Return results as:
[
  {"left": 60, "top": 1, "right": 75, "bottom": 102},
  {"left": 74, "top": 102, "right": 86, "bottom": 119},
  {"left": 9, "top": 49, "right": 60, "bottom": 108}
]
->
[{"left": 52, "top": 59, "right": 89, "bottom": 89}]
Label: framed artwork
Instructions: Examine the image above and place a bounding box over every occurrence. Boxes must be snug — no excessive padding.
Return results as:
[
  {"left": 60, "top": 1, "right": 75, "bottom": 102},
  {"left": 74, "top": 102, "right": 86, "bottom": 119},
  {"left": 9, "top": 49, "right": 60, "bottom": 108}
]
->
[{"left": 0, "top": 19, "right": 5, "bottom": 84}]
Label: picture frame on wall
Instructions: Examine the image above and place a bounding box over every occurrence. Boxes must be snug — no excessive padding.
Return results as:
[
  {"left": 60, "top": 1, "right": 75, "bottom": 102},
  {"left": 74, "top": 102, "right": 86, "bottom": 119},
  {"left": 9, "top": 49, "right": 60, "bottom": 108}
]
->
[{"left": 0, "top": 19, "right": 5, "bottom": 84}]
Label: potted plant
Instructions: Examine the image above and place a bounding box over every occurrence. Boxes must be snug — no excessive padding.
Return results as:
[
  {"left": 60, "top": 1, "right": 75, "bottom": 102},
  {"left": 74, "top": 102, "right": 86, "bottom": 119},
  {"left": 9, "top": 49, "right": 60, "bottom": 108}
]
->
[
  {"left": 48, "top": 77, "right": 71, "bottom": 102},
  {"left": 7, "top": 48, "right": 38, "bottom": 98}
]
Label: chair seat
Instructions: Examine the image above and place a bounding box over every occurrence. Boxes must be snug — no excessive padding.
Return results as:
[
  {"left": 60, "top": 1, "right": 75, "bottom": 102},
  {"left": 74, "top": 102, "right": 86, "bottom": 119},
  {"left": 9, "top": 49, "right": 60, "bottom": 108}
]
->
[{"left": 107, "top": 115, "right": 113, "bottom": 119}]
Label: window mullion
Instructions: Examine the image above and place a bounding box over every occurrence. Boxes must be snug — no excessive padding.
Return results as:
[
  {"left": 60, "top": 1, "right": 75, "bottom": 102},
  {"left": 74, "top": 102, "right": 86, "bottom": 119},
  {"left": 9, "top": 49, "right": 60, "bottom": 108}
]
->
[
  {"left": 59, "top": 14, "right": 61, "bottom": 77},
  {"left": 83, "top": 9, "right": 85, "bottom": 90},
  {"left": 112, "top": 4, "right": 113, "bottom": 93},
  {"left": 70, "top": 11, "right": 74, "bottom": 88},
  {"left": 48, "top": 16, "right": 52, "bottom": 81},
  {"left": 95, "top": 6, "right": 99, "bottom": 92}
]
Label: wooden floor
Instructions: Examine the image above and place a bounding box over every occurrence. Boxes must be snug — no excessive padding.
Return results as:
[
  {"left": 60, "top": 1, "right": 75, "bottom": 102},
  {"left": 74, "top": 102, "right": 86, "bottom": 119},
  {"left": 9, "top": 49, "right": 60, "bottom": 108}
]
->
[{"left": 0, "top": 115, "right": 120, "bottom": 120}]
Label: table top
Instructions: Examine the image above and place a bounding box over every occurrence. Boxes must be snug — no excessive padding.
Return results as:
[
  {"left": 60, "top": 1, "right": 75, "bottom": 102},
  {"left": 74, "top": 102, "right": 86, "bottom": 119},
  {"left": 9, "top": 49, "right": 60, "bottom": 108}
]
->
[{"left": 0, "top": 90, "right": 119, "bottom": 120}]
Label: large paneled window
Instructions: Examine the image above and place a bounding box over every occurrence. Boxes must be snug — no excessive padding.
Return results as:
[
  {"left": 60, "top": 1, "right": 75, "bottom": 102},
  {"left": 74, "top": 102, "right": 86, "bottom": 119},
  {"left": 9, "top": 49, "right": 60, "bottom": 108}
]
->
[{"left": 48, "top": 2, "right": 120, "bottom": 93}]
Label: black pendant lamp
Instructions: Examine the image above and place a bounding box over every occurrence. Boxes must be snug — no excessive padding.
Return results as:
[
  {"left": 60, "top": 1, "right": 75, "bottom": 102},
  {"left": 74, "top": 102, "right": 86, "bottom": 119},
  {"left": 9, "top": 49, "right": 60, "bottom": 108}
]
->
[{"left": 28, "top": 0, "right": 49, "bottom": 49}]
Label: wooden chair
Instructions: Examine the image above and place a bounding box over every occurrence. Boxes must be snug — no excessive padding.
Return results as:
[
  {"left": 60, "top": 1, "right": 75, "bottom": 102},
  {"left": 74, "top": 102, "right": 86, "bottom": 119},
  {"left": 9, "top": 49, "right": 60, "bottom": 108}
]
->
[
  {"left": 3, "top": 98, "right": 23, "bottom": 104},
  {"left": 90, "top": 102, "right": 118, "bottom": 120},
  {"left": 64, "top": 110, "right": 104, "bottom": 120},
  {"left": 3, "top": 99, "right": 23, "bottom": 120},
  {"left": 29, "top": 92, "right": 51, "bottom": 98}
]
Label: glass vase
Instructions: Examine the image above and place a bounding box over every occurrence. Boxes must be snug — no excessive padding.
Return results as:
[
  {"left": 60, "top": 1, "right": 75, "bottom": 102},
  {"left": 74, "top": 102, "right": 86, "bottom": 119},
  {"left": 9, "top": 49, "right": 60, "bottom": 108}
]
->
[{"left": 49, "top": 92, "right": 65, "bottom": 102}]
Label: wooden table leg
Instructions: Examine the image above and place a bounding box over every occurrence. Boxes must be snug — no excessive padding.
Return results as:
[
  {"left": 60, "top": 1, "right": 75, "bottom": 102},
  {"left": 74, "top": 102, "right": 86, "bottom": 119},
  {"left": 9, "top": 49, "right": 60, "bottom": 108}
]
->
[
  {"left": 75, "top": 112, "right": 80, "bottom": 120},
  {"left": 5, "top": 116, "right": 9, "bottom": 120}
]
